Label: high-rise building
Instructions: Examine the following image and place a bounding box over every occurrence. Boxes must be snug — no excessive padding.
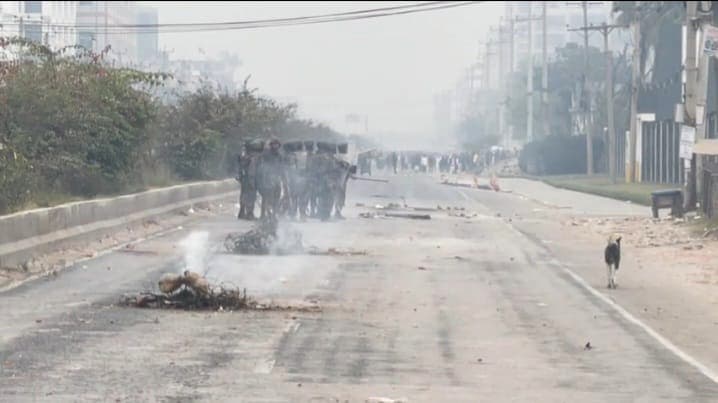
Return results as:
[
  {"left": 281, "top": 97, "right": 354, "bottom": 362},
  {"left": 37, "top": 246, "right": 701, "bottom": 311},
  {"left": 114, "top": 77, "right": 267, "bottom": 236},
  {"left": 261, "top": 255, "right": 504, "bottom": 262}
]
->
[
  {"left": 0, "top": 1, "right": 79, "bottom": 50},
  {"left": 76, "top": 1, "right": 137, "bottom": 64},
  {"left": 135, "top": 6, "right": 157, "bottom": 63}
]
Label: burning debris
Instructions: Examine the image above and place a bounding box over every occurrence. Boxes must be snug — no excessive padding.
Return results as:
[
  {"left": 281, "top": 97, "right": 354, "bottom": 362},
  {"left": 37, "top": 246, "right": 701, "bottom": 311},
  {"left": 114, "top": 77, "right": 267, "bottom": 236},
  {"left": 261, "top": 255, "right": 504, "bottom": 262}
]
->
[
  {"left": 223, "top": 218, "right": 303, "bottom": 255},
  {"left": 158, "top": 271, "right": 210, "bottom": 296},
  {"left": 120, "top": 270, "right": 251, "bottom": 310},
  {"left": 121, "top": 271, "right": 321, "bottom": 312},
  {"left": 122, "top": 286, "right": 253, "bottom": 311}
]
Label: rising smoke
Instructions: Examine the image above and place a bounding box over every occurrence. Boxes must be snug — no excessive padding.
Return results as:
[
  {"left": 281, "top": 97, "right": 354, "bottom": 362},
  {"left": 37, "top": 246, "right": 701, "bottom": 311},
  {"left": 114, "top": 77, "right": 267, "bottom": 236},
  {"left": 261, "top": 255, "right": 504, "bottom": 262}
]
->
[{"left": 179, "top": 231, "right": 211, "bottom": 275}]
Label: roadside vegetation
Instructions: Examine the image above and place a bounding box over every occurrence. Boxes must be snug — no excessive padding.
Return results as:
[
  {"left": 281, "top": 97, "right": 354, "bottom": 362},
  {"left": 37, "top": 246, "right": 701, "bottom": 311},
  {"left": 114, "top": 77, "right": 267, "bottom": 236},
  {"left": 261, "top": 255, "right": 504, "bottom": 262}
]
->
[{"left": 0, "top": 38, "right": 344, "bottom": 215}]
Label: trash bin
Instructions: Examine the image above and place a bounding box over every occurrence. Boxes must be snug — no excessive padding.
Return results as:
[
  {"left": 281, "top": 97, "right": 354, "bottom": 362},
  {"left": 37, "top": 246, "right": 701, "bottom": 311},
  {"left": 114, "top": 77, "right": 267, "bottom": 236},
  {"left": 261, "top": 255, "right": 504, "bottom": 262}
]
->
[{"left": 650, "top": 189, "right": 683, "bottom": 219}]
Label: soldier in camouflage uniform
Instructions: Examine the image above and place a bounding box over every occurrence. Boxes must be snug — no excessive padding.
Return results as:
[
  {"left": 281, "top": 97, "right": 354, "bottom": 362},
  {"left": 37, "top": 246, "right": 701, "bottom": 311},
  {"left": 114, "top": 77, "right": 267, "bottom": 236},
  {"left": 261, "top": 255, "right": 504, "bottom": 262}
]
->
[
  {"left": 333, "top": 159, "right": 354, "bottom": 219},
  {"left": 306, "top": 145, "right": 321, "bottom": 218},
  {"left": 281, "top": 141, "right": 309, "bottom": 220},
  {"left": 256, "top": 138, "right": 288, "bottom": 220},
  {"left": 237, "top": 142, "right": 261, "bottom": 220},
  {"left": 313, "top": 142, "right": 340, "bottom": 221}
]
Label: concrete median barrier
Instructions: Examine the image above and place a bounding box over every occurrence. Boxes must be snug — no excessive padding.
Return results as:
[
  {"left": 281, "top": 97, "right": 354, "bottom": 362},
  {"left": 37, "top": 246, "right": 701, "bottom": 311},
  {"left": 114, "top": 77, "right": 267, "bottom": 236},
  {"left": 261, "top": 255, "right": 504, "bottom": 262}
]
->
[{"left": 0, "top": 180, "right": 238, "bottom": 268}]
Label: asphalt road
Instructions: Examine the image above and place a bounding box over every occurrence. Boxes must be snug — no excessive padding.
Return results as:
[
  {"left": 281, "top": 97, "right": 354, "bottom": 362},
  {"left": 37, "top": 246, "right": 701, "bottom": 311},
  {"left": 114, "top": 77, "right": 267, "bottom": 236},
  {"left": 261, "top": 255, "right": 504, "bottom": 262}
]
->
[{"left": 1, "top": 173, "right": 717, "bottom": 402}]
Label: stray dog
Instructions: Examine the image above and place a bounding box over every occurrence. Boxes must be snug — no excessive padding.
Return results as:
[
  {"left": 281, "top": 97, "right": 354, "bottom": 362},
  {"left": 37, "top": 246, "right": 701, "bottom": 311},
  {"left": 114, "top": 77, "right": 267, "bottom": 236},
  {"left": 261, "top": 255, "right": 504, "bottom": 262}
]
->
[{"left": 604, "top": 234, "right": 622, "bottom": 289}]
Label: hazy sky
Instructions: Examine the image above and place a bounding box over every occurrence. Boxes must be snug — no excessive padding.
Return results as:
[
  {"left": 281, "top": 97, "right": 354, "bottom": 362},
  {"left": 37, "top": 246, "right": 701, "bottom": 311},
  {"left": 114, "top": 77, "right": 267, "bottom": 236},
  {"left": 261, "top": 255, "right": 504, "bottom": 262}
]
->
[{"left": 141, "top": 1, "right": 504, "bottom": 147}]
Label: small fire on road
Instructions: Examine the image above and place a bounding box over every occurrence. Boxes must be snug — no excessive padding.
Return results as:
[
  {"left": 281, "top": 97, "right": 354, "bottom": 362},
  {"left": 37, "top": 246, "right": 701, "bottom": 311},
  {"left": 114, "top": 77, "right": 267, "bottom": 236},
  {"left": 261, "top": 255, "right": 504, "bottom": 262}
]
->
[{"left": 119, "top": 271, "right": 321, "bottom": 312}]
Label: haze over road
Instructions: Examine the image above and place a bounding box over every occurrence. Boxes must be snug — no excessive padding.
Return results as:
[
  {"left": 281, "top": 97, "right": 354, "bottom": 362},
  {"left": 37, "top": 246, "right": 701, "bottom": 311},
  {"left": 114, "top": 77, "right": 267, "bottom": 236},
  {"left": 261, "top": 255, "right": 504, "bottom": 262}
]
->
[{"left": 1, "top": 174, "right": 717, "bottom": 402}]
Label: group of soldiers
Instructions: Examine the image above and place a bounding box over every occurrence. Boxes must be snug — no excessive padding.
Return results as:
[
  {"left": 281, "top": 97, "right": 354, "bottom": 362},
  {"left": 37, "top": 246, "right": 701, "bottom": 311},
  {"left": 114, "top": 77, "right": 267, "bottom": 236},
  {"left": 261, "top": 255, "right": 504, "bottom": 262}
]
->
[{"left": 236, "top": 138, "right": 356, "bottom": 222}]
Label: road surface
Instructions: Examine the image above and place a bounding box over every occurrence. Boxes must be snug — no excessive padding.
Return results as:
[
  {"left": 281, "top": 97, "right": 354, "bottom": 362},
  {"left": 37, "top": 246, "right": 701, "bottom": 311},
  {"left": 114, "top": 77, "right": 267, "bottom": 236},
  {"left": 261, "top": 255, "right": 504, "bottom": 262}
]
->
[{"left": 1, "top": 174, "right": 717, "bottom": 402}]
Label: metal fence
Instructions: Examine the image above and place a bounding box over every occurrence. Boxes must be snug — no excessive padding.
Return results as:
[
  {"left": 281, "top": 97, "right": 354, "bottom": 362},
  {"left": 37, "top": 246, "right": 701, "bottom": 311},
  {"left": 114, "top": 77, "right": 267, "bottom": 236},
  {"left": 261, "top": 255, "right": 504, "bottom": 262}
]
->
[{"left": 640, "top": 120, "right": 683, "bottom": 185}]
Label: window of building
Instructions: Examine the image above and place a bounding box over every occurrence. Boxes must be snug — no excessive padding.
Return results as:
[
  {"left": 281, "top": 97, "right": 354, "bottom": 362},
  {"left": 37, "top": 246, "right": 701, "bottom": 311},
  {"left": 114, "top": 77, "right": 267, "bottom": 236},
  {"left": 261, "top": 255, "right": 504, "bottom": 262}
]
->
[
  {"left": 23, "top": 23, "right": 42, "bottom": 43},
  {"left": 24, "top": 1, "right": 42, "bottom": 13},
  {"left": 79, "top": 31, "right": 94, "bottom": 50}
]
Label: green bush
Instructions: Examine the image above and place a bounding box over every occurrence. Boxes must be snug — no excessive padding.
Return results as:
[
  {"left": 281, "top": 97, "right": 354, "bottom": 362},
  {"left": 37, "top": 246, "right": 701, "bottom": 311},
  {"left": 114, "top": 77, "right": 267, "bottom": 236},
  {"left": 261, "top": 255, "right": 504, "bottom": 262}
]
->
[
  {"left": 0, "top": 38, "right": 346, "bottom": 215},
  {"left": 0, "top": 147, "right": 34, "bottom": 215}
]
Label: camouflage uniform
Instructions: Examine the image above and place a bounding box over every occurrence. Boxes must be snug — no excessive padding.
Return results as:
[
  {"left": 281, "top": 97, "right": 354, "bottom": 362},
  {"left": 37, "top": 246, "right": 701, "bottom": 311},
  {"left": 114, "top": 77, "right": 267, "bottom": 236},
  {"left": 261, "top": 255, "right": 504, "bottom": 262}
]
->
[
  {"left": 313, "top": 149, "right": 339, "bottom": 221},
  {"left": 333, "top": 160, "right": 353, "bottom": 219},
  {"left": 291, "top": 150, "right": 311, "bottom": 220},
  {"left": 256, "top": 140, "right": 288, "bottom": 220},
  {"left": 237, "top": 148, "right": 259, "bottom": 220},
  {"left": 306, "top": 150, "right": 321, "bottom": 218}
]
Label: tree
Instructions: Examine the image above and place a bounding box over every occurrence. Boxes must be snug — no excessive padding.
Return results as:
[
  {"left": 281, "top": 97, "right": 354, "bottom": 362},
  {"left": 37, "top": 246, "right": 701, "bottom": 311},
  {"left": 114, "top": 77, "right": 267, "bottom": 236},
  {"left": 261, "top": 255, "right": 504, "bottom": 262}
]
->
[{"left": 0, "top": 39, "right": 163, "bottom": 198}]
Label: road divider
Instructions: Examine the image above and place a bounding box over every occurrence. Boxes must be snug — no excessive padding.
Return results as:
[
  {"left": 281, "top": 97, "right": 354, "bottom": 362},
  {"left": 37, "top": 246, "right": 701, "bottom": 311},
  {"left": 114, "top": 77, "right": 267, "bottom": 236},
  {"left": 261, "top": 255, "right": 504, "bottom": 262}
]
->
[{"left": 0, "top": 180, "right": 238, "bottom": 269}]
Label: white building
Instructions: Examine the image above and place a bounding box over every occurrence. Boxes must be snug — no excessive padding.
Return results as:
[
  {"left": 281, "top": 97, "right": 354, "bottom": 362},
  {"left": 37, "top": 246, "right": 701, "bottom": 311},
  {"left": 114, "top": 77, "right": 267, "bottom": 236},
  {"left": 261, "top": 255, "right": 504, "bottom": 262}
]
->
[
  {"left": 0, "top": 1, "right": 78, "bottom": 50},
  {"left": 76, "top": 1, "right": 137, "bottom": 65},
  {"left": 135, "top": 6, "right": 157, "bottom": 63}
]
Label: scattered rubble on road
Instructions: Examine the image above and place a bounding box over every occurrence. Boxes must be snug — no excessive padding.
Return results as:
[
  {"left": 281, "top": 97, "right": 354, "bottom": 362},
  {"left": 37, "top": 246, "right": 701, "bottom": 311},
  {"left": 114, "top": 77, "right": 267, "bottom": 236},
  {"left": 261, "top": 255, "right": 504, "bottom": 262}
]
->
[
  {"left": 440, "top": 175, "right": 500, "bottom": 192},
  {"left": 360, "top": 212, "right": 432, "bottom": 220},
  {"left": 373, "top": 202, "right": 402, "bottom": 210},
  {"left": 385, "top": 213, "right": 431, "bottom": 220},
  {"left": 565, "top": 216, "right": 708, "bottom": 249},
  {"left": 224, "top": 218, "right": 303, "bottom": 255},
  {"left": 308, "top": 247, "right": 368, "bottom": 256},
  {"left": 447, "top": 210, "right": 478, "bottom": 218},
  {"left": 412, "top": 207, "right": 437, "bottom": 212}
]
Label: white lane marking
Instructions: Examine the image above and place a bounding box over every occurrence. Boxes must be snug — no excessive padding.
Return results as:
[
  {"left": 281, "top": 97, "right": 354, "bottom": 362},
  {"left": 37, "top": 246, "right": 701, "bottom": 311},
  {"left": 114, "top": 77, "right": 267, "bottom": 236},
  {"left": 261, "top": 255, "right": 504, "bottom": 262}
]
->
[
  {"left": 0, "top": 226, "right": 184, "bottom": 293},
  {"left": 458, "top": 190, "right": 472, "bottom": 201},
  {"left": 558, "top": 263, "right": 718, "bottom": 384},
  {"left": 253, "top": 321, "right": 301, "bottom": 374},
  {"left": 505, "top": 225, "right": 718, "bottom": 385},
  {"left": 286, "top": 321, "right": 301, "bottom": 334},
  {"left": 253, "top": 358, "right": 276, "bottom": 374}
]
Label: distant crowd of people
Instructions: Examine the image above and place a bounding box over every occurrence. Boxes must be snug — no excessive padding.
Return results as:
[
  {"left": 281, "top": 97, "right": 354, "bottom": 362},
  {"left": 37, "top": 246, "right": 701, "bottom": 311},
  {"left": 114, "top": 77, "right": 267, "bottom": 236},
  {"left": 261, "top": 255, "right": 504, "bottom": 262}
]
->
[{"left": 356, "top": 147, "right": 518, "bottom": 176}]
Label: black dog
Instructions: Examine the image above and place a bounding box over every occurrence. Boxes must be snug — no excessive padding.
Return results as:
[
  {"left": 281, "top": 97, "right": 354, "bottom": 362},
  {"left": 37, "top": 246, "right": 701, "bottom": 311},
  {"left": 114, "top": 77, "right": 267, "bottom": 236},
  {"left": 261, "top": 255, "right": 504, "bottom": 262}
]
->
[{"left": 604, "top": 234, "right": 621, "bottom": 289}]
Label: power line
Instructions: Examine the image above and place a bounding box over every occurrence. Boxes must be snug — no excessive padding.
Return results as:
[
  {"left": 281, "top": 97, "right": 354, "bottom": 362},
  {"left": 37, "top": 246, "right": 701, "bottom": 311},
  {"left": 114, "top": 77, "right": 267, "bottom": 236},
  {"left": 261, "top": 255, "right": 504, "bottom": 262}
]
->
[
  {"left": 104, "top": 1, "right": 451, "bottom": 28},
  {"left": 1, "top": 1, "right": 481, "bottom": 35}
]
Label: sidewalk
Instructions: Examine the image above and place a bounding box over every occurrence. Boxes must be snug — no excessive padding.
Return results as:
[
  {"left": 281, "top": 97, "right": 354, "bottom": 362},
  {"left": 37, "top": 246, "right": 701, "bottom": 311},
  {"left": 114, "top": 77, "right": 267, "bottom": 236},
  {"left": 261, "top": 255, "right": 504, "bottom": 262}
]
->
[
  {"left": 538, "top": 175, "right": 677, "bottom": 206},
  {"left": 444, "top": 173, "right": 650, "bottom": 216}
]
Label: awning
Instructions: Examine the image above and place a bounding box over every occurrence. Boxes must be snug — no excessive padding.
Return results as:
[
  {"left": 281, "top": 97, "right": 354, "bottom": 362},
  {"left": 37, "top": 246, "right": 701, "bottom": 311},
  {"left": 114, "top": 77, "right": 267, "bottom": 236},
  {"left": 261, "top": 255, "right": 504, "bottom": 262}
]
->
[{"left": 694, "top": 139, "right": 718, "bottom": 156}]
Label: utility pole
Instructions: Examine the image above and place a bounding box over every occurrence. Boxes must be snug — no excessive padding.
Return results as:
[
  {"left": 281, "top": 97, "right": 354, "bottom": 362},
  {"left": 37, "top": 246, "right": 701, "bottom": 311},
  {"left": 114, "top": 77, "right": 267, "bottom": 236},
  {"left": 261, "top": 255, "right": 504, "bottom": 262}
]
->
[
  {"left": 684, "top": 1, "right": 698, "bottom": 209},
  {"left": 541, "top": 1, "right": 549, "bottom": 138},
  {"left": 694, "top": 2, "right": 714, "bottom": 212},
  {"left": 628, "top": 3, "right": 641, "bottom": 183},
  {"left": 497, "top": 22, "right": 506, "bottom": 144},
  {"left": 527, "top": 2, "right": 534, "bottom": 142},
  {"left": 568, "top": 22, "right": 626, "bottom": 183},
  {"left": 582, "top": 1, "right": 593, "bottom": 175},
  {"left": 502, "top": 10, "right": 515, "bottom": 148},
  {"left": 601, "top": 23, "right": 622, "bottom": 183},
  {"left": 514, "top": 9, "right": 541, "bottom": 143}
]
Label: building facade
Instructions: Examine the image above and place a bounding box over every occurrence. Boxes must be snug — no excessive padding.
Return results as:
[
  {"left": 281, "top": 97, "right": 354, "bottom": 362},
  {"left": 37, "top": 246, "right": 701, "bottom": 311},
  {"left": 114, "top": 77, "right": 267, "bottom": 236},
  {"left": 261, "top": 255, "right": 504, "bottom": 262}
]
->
[
  {"left": 76, "top": 0, "right": 137, "bottom": 64},
  {"left": 0, "top": 1, "right": 78, "bottom": 50},
  {"left": 135, "top": 6, "right": 157, "bottom": 63}
]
